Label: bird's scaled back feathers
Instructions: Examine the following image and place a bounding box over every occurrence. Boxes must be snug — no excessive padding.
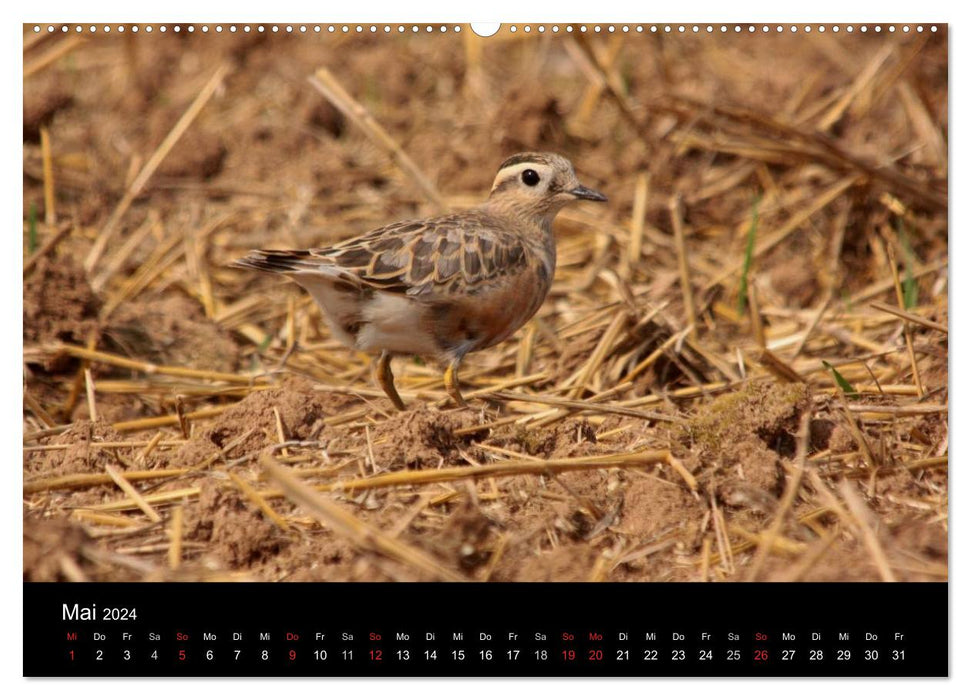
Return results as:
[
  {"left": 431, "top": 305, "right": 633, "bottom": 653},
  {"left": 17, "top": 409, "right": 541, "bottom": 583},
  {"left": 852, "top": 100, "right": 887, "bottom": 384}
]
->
[
  {"left": 231, "top": 152, "right": 605, "bottom": 364},
  {"left": 231, "top": 209, "right": 552, "bottom": 361},
  {"left": 233, "top": 209, "right": 536, "bottom": 300}
]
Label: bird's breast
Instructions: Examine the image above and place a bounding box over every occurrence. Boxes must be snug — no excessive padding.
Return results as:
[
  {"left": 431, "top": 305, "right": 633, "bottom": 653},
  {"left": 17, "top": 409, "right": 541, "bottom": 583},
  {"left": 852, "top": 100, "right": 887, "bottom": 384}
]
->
[{"left": 431, "top": 258, "right": 553, "bottom": 359}]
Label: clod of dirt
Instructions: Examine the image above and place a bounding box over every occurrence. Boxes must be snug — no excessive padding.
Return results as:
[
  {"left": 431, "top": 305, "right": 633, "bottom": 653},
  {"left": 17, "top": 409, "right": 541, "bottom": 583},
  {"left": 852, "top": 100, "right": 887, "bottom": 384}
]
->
[
  {"left": 827, "top": 423, "right": 858, "bottom": 454},
  {"left": 716, "top": 480, "right": 781, "bottom": 515},
  {"left": 809, "top": 418, "right": 837, "bottom": 451},
  {"left": 679, "top": 381, "right": 811, "bottom": 497},
  {"left": 420, "top": 498, "right": 495, "bottom": 571},
  {"left": 304, "top": 97, "right": 346, "bottom": 139},
  {"left": 369, "top": 406, "right": 486, "bottom": 470},
  {"left": 188, "top": 477, "right": 284, "bottom": 568},
  {"left": 173, "top": 377, "right": 328, "bottom": 466},
  {"left": 681, "top": 381, "right": 811, "bottom": 459},
  {"left": 492, "top": 418, "right": 598, "bottom": 460},
  {"left": 106, "top": 295, "right": 240, "bottom": 374},
  {"left": 156, "top": 131, "right": 227, "bottom": 180},
  {"left": 24, "top": 255, "right": 101, "bottom": 372},
  {"left": 23, "top": 516, "right": 91, "bottom": 581},
  {"left": 23, "top": 78, "right": 73, "bottom": 141}
]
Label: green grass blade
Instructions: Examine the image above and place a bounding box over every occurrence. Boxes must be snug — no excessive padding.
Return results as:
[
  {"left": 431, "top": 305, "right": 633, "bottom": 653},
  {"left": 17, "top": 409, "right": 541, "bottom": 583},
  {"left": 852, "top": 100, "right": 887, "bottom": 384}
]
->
[
  {"left": 822, "top": 360, "right": 859, "bottom": 398},
  {"left": 895, "top": 218, "right": 918, "bottom": 309},
  {"left": 27, "top": 202, "right": 38, "bottom": 254},
  {"left": 737, "top": 193, "right": 760, "bottom": 315}
]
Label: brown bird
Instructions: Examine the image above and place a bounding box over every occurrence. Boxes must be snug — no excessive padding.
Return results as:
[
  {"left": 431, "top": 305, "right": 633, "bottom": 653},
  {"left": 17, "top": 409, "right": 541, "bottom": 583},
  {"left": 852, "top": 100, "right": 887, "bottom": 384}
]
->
[{"left": 232, "top": 152, "right": 607, "bottom": 409}]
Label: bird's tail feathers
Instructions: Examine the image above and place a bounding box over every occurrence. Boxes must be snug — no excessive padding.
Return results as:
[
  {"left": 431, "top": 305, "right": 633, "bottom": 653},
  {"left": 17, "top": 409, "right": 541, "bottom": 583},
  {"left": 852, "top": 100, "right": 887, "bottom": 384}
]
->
[{"left": 230, "top": 249, "right": 323, "bottom": 275}]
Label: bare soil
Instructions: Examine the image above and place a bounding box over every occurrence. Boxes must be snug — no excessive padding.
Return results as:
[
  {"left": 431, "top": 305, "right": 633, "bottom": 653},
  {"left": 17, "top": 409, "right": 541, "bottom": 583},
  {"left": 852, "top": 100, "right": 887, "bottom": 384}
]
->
[{"left": 23, "top": 25, "right": 947, "bottom": 583}]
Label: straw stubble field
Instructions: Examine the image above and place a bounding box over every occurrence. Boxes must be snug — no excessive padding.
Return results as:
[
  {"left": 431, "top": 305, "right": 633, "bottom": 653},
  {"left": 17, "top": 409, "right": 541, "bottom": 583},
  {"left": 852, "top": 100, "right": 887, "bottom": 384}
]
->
[{"left": 23, "top": 25, "right": 947, "bottom": 583}]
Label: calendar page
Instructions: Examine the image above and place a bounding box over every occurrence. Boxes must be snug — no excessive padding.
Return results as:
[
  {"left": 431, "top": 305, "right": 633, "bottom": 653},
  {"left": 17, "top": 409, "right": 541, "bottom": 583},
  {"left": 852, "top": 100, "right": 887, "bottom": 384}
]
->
[{"left": 22, "top": 20, "right": 948, "bottom": 677}]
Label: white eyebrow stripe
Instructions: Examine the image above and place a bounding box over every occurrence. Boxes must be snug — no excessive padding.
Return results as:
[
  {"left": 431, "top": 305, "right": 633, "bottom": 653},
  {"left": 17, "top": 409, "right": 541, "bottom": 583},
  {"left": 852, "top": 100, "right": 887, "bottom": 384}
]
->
[{"left": 492, "top": 162, "right": 553, "bottom": 189}]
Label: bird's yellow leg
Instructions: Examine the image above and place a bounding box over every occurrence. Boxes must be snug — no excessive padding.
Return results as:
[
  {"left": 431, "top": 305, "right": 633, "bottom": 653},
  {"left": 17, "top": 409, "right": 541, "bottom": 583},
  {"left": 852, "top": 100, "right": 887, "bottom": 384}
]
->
[
  {"left": 443, "top": 359, "right": 468, "bottom": 408},
  {"left": 375, "top": 351, "right": 406, "bottom": 411}
]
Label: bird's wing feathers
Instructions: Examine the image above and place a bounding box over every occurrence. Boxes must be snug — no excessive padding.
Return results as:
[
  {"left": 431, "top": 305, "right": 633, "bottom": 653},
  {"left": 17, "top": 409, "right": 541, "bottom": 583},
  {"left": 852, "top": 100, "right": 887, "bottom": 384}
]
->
[{"left": 236, "top": 212, "right": 530, "bottom": 299}]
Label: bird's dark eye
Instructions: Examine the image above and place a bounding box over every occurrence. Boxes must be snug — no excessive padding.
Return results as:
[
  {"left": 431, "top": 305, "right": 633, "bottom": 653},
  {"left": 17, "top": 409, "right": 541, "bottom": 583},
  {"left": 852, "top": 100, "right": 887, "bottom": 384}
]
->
[{"left": 521, "top": 169, "right": 540, "bottom": 186}]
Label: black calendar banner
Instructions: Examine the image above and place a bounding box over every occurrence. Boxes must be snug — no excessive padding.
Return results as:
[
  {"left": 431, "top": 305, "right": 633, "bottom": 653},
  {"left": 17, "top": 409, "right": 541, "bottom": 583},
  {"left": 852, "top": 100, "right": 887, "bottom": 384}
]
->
[{"left": 24, "top": 582, "right": 947, "bottom": 677}]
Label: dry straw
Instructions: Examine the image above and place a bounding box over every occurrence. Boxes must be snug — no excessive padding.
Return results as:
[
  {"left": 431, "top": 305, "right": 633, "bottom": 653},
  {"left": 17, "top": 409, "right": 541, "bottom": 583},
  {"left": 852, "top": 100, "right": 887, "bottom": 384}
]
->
[{"left": 22, "top": 27, "right": 947, "bottom": 583}]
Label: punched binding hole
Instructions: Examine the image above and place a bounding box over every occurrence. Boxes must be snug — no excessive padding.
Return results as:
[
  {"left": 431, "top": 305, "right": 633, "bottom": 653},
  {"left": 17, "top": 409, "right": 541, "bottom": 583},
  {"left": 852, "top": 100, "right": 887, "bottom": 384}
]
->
[{"left": 470, "top": 23, "right": 500, "bottom": 37}]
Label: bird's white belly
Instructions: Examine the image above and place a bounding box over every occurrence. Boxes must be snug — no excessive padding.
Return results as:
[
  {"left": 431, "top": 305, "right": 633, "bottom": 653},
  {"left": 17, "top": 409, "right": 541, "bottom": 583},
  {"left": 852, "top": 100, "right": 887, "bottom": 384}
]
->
[
  {"left": 356, "top": 293, "right": 441, "bottom": 357},
  {"left": 299, "top": 275, "right": 440, "bottom": 357}
]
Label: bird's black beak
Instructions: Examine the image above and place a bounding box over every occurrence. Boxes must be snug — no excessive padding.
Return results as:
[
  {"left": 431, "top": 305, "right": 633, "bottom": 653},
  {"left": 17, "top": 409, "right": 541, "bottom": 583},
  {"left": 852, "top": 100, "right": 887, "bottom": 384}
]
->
[{"left": 569, "top": 184, "right": 608, "bottom": 202}]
